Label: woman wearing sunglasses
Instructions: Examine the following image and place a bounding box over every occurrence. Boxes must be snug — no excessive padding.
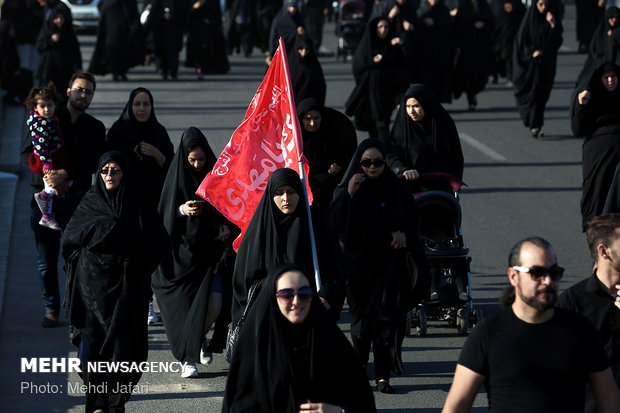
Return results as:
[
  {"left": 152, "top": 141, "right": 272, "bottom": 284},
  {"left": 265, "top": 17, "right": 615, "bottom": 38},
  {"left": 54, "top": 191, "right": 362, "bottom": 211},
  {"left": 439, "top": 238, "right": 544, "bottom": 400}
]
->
[
  {"left": 223, "top": 263, "right": 376, "bottom": 412},
  {"left": 232, "top": 168, "right": 345, "bottom": 325},
  {"left": 328, "top": 138, "right": 429, "bottom": 394},
  {"left": 62, "top": 151, "right": 169, "bottom": 412},
  {"left": 387, "top": 84, "right": 464, "bottom": 193}
]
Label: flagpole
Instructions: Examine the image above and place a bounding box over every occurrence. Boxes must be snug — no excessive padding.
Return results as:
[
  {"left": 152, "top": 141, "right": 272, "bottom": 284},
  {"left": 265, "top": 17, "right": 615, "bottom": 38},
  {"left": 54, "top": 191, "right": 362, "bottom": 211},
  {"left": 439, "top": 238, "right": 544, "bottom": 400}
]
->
[{"left": 278, "top": 37, "right": 322, "bottom": 291}]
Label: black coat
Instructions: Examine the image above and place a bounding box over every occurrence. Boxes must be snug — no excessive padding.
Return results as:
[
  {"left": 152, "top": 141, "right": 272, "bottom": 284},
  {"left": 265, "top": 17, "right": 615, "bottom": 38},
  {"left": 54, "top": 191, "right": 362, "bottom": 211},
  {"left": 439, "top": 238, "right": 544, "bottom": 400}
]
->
[
  {"left": 223, "top": 264, "right": 376, "bottom": 413},
  {"left": 387, "top": 84, "right": 464, "bottom": 181},
  {"left": 512, "top": 3, "right": 563, "bottom": 126},
  {"left": 88, "top": 0, "right": 143, "bottom": 76},
  {"left": 106, "top": 87, "right": 174, "bottom": 211},
  {"left": 152, "top": 127, "right": 230, "bottom": 363},
  {"left": 328, "top": 138, "right": 429, "bottom": 374},
  {"left": 63, "top": 151, "right": 169, "bottom": 364}
]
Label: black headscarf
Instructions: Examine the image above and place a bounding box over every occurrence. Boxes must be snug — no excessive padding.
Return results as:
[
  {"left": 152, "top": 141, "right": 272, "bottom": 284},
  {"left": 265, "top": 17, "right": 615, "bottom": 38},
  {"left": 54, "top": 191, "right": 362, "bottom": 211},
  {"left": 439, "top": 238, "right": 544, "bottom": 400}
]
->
[
  {"left": 106, "top": 87, "right": 174, "bottom": 209},
  {"left": 387, "top": 84, "right": 464, "bottom": 180},
  {"left": 289, "top": 35, "right": 326, "bottom": 105},
  {"left": 231, "top": 168, "right": 313, "bottom": 321},
  {"left": 222, "top": 263, "right": 376, "bottom": 413},
  {"left": 62, "top": 150, "right": 169, "bottom": 362},
  {"left": 152, "top": 127, "right": 229, "bottom": 363}
]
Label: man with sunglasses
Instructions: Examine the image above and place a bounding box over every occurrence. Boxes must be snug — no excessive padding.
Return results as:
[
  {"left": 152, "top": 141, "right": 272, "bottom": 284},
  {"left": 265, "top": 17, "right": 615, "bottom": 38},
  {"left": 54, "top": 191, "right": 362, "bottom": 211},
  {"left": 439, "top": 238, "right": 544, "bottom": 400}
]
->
[
  {"left": 557, "top": 214, "right": 620, "bottom": 412},
  {"left": 21, "top": 72, "right": 105, "bottom": 328},
  {"left": 443, "top": 236, "right": 620, "bottom": 413}
]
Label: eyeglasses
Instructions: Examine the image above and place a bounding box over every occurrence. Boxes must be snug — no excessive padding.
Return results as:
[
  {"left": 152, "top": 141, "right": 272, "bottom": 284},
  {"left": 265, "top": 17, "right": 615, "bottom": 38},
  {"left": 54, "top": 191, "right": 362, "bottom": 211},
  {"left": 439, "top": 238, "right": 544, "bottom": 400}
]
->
[
  {"left": 275, "top": 286, "right": 313, "bottom": 302},
  {"left": 360, "top": 158, "right": 385, "bottom": 168},
  {"left": 71, "top": 87, "right": 94, "bottom": 96},
  {"left": 100, "top": 168, "right": 122, "bottom": 176},
  {"left": 512, "top": 265, "right": 564, "bottom": 281}
]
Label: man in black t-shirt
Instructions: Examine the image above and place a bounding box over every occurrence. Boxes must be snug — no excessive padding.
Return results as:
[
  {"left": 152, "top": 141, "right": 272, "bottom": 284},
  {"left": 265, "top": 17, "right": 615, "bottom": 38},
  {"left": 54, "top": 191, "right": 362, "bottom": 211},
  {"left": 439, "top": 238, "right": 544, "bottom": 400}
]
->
[
  {"left": 557, "top": 214, "right": 620, "bottom": 412},
  {"left": 442, "top": 236, "right": 620, "bottom": 413},
  {"left": 21, "top": 72, "right": 105, "bottom": 328}
]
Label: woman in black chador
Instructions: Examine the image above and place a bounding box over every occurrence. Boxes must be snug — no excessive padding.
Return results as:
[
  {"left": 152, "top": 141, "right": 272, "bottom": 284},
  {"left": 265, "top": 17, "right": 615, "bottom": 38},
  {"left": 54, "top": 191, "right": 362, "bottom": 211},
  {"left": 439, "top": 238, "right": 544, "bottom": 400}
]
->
[
  {"left": 328, "top": 138, "right": 429, "bottom": 394},
  {"left": 576, "top": 6, "right": 620, "bottom": 86},
  {"left": 490, "top": 0, "right": 526, "bottom": 83},
  {"left": 570, "top": 62, "right": 620, "bottom": 231},
  {"left": 387, "top": 84, "right": 464, "bottom": 192},
  {"left": 345, "top": 17, "right": 406, "bottom": 145},
  {"left": 63, "top": 151, "right": 169, "bottom": 413},
  {"left": 106, "top": 87, "right": 174, "bottom": 211},
  {"left": 452, "top": 0, "right": 495, "bottom": 111},
  {"left": 416, "top": 0, "right": 455, "bottom": 103},
  {"left": 152, "top": 127, "right": 232, "bottom": 378},
  {"left": 186, "top": 0, "right": 230, "bottom": 78},
  {"left": 289, "top": 35, "right": 326, "bottom": 105},
  {"left": 296, "top": 97, "right": 357, "bottom": 215},
  {"left": 268, "top": 0, "right": 305, "bottom": 58},
  {"left": 146, "top": 0, "right": 186, "bottom": 80},
  {"left": 232, "top": 168, "right": 345, "bottom": 323},
  {"left": 222, "top": 264, "right": 376, "bottom": 413},
  {"left": 512, "top": 0, "right": 563, "bottom": 138},
  {"left": 88, "top": 0, "right": 143, "bottom": 81}
]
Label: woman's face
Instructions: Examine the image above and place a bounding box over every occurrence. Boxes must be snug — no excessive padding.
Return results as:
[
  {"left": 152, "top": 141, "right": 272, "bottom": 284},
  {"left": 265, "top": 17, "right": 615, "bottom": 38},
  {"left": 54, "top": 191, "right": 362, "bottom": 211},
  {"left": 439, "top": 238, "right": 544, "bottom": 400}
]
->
[
  {"left": 406, "top": 97, "right": 425, "bottom": 122},
  {"left": 132, "top": 92, "right": 152, "bottom": 123},
  {"left": 536, "top": 0, "right": 547, "bottom": 14},
  {"left": 273, "top": 184, "right": 300, "bottom": 214},
  {"left": 360, "top": 147, "right": 385, "bottom": 179},
  {"left": 275, "top": 270, "right": 312, "bottom": 324},
  {"left": 100, "top": 161, "right": 123, "bottom": 191},
  {"left": 302, "top": 110, "right": 322, "bottom": 133},
  {"left": 601, "top": 70, "right": 618, "bottom": 92},
  {"left": 187, "top": 147, "right": 207, "bottom": 171},
  {"left": 298, "top": 45, "right": 310, "bottom": 59},
  {"left": 376, "top": 20, "right": 389, "bottom": 39}
]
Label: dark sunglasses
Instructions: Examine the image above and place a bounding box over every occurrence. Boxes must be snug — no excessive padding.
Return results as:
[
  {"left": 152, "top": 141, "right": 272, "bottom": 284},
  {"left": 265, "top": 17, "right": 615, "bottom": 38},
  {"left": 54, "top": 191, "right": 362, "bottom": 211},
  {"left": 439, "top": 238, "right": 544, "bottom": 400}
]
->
[
  {"left": 512, "top": 265, "right": 564, "bottom": 281},
  {"left": 100, "top": 168, "right": 122, "bottom": 176},
  {"left": 360, "top": 158, "right": 385, "bottom": 168},
  {"left": 275, "top": 286, "right": 313, "bottom": 302}
]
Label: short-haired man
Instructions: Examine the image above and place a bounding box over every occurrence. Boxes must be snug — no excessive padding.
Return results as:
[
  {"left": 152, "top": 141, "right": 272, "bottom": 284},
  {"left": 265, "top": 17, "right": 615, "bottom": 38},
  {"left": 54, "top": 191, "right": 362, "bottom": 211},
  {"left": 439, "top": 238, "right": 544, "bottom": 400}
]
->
[
  {"left": 557, "top": 214, "right": 620, "bottom": 412},
  {"left": 21, "top": 72, "right": 105, "bottom": 327},
  {"left": 442, "top": 236, "right": 620, "bottom": 413}
]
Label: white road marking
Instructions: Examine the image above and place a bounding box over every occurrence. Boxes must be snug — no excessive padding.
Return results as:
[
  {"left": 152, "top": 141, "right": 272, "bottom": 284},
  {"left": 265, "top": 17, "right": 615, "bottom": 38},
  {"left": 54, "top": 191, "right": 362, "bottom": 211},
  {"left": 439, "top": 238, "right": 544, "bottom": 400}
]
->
[{"left": 460, "top": 133, "right": 506, "bottom": 161}]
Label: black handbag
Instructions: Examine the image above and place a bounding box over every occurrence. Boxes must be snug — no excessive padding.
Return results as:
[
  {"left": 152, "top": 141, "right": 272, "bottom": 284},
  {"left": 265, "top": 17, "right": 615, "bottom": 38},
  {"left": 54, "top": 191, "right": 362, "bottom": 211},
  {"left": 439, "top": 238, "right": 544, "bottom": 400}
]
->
[{"left": 224, "top": 279, "right": 263, "bottom": 363}]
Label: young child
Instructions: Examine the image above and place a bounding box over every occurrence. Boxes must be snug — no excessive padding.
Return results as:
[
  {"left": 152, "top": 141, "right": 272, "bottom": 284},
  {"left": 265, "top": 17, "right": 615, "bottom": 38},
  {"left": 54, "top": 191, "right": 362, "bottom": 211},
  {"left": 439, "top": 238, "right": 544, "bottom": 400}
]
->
[{"left": 26, "top": 83, "right": 68, "bottom": 230}]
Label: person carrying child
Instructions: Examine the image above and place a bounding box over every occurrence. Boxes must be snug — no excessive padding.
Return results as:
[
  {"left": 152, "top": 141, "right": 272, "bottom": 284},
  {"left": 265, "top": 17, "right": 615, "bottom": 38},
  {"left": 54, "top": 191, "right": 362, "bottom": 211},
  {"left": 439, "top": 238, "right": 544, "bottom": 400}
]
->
[{"left": 26, "top": 82, "right": 68, "bottom": 230}]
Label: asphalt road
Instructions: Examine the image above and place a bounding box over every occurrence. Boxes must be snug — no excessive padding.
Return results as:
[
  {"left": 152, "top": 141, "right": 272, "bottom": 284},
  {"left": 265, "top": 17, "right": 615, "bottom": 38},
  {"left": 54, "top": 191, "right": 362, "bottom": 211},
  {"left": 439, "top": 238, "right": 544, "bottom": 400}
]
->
[{"left": 0, "top": 4, "right": 595, "bottom": 412}]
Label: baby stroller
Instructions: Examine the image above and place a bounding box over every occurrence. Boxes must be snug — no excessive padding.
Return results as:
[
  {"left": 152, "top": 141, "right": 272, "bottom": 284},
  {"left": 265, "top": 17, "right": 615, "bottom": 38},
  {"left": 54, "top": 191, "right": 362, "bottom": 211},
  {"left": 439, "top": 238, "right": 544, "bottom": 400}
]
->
[
  {"left": 334, "top": 0, "right": 365, "bottom": 61},
  {"left": 405, "top": 173, "right": 481, "bottom": 336}
]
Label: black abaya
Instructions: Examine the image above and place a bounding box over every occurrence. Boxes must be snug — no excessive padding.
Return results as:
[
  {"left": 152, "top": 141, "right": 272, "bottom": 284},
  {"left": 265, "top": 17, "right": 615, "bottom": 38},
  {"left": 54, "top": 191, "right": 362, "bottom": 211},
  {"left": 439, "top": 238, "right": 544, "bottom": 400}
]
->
[
  {"left": 570, "top": 62, "right": 620, "bottom": 230},
  {"left": 387, "top": 84, "right": 464, "bottom": 183},
  {"left": 223, "top": 264, "right": 376, "bottom": 413},
  {"left": 232, "top": 168, "right": 345, "bottom": 322},
  {"left": 345, "top": 17, "right": 406, "bottom": 142},
  {"left": 328, "top": 138, "right": 429, "bottom": 379},
  {"left": 513, "top": 2, "right": 563, "bottom": 130},
  {"left": 106, "top": 87, "right": 174, "bottom": 211},
  {"left": 186, "top": 0, "right": 230, "bottom": 74},
  {"left": 452, "top": 0, "right": 495, "bottom": 104},
  {"left": 88, "top": 0, "right": 143, "bottom": 78},
  {"left": 268, "top": 5, "right": 305, "bottom": 57},
  {"left": 152, "top": 127, "right": 229, "bottom": 363},
  {"left": 289, "top": 36, "right": 326, "bottom": 105},
  {"left": 576, "top": 7, "right": 620, "bottom": 87},
  {"left": 62, "top": 151, "right": 169, "bottom": 413},
  {"left": 296, "top": 98, "right": 357, "bottom": 214}
]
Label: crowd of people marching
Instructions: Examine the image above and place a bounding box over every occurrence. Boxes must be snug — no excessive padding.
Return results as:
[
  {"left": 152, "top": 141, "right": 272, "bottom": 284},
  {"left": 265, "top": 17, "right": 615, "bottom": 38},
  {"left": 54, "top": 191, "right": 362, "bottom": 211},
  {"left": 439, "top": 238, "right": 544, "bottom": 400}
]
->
[{"left": 3, "top": 0, "right": 620, "bottom": 411}]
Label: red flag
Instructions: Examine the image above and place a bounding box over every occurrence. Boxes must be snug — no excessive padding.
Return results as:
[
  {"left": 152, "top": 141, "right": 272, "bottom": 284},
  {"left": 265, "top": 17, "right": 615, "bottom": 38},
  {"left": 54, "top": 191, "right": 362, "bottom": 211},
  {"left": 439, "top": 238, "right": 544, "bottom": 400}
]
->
[{"left": 196, "top": 38, "right": 312, "bottom": 251}]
